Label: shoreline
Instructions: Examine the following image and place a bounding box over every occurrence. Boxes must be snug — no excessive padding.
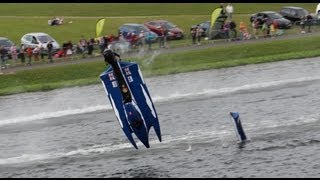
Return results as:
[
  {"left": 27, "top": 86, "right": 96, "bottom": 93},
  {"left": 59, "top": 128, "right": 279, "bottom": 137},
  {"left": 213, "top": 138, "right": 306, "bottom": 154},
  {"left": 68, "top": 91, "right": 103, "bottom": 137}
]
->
[{"left": 2, "top": 30, "right": 320, "bottom": 75}]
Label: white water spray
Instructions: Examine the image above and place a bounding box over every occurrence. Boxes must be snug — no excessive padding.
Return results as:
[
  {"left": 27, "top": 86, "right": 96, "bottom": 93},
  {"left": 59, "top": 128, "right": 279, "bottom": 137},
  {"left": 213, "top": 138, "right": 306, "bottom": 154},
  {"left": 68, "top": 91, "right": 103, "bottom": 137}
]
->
[{"left": 142, "top": 50, "right": 160, "bottom": 66}]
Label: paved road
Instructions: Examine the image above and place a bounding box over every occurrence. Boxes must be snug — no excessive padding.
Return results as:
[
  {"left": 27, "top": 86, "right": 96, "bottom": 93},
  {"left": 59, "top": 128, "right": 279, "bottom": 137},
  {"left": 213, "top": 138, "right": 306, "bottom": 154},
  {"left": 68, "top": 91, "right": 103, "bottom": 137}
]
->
[{"left": 1, "top": 31, "right": 320, "bottom": 74}]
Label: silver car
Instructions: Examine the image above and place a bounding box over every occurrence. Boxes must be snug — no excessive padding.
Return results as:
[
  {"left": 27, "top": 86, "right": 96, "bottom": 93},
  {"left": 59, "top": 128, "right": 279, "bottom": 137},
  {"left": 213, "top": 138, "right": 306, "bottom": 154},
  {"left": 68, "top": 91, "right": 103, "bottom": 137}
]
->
[{"left": 21, "top": 32, "right": 60, "bottom": 52}]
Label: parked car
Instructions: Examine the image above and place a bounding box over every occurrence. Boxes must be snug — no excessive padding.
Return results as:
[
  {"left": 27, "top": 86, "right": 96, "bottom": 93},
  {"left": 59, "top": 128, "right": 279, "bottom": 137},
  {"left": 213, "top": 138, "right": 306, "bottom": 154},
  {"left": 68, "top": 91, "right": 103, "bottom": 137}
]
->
[
  {"left": 0, "top": 37, "right": 20, "bottom": 59},
  {"left": 315, "top": 3, "right": 320, "bottom": 24},
  {"left": 21, "top": 32, "right": 60, "bottom": 52},
  {"left": 191, "top": 21, "right": 211, "bottom": 37},
  {"left": 118, "top": 23, "right": 158, "bottom": 43},
  {"left": 279, "top": 6, "right": 312, "bottom": 23},
  {"left": 250, "top": 11, "right": 292, "bottom": 29},
  {"left": 191, "top": 20, "right": 227, "bottom": 40},
  {"left": 144, "top": 20, "right": 184, "bottom": 40}
]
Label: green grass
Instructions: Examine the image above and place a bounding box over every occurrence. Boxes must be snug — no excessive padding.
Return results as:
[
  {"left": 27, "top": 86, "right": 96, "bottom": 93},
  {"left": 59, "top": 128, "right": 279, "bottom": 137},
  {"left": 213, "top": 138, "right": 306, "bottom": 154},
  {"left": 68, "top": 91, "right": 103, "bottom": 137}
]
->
[
  {"left": 0, "top": 3, "right": 318, "bottom": 46},
  {"left": 1, "top": 35, "right": 320, "bottom": 96},
  {"left": 0, "top": 3, "right": 316, "bottom": 16},
  {"left": 139, "top": 35, "right": 320, "bottom": 76},
  {"left": 1, "top": 3, "right": 320, "bottom": 96}
]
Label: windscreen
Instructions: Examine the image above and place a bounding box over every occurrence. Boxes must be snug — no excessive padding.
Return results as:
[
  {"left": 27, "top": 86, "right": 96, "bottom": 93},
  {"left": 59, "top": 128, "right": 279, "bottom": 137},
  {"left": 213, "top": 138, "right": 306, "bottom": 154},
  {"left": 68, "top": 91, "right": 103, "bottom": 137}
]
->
[
  {"left": 37, "top": 35, "right": 54, "bottom": 43},
  {"left": 0, "top": 39, "right": 13, "bottom": 47},
  {"left": 269, "top": 12, "right": 284, "bottom": 19},
  {"left": 133, "top": 25, "right": 149, "bottom": 32},
  {"left": 162, "top": 22, "right": 176, "bottom": 29}
]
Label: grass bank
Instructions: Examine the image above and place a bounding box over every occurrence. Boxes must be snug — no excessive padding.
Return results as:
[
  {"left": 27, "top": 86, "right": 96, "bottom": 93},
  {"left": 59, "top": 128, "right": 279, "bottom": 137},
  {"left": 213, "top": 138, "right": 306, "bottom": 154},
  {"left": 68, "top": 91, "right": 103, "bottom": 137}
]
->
[
  {"left": 0, "top": 3, "right": 315, "bottom": 17},
  {"left": 1, "top": 35, "right": 320, "bottom": 96},
  {"left": 0, "top": 3, "right": 317, "bottom": 47}
]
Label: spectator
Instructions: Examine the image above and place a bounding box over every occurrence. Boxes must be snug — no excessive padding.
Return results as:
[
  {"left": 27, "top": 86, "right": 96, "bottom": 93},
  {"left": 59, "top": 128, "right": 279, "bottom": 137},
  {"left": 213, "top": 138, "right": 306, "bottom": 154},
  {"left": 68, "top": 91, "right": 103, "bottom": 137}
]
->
[
  {"left": 131, "top": 33, "right": 139, "bottom": 50},
  {"left": 239, "top": 21, "right": 251, "bottom": 40},
  {"left": 261, "top": 17, "right": 269, "bottom": 37},
  {"left": 79, "top": 35, "right": 87, "bottom": 52},
  {"left": 274, "top": 20, "right": 284, "bottom": 36},
  {"left": 222, "top": 21, "right": 230, "bottom": 41},
  {"left": 33, "top": 46, "right": 40, "bottom": 61},
  {"left": 219, "top": 3, "right": 225, "bottom": 14},
  {"left": 47, "top": 41, "right": 53, "bottom": 63},
  {"left": 39, "top": 44, "right": 46, "bottom": 61},
  {"left": 146, "top": 31, "right": 153, "bottom": 50},
  {"left": 62, "top": 41, "right": 68, "bottom": 57},
  {"left": 138, "top": 30, "right": 145, "bottom": 50},
  {"left": 54, "top": 49, "right": 65, "bottom": 58},
  {"left": 9, "top": 43, "right": 18, "bottom": 66},
  {"left": 98, "top": 36, "right": 105, "bottom": 53},
  {"left": 196, "top": 25, "right": 204, "bottom": 45},
  {"left": 126, "top": 32, "right": 134, "bottom": 50},
  {"left": 87, "top": 38, "right": 95, "bottom": 55},
  {"left": 229, "top": 20, "right": 237, "bottom": 40},
  {"left": 306, "top": 14, "right": 313, "bottom": 33},
  {"left": 300, "top": 15, "right": 306, "bottom": 33},
  {"left": 261, "top": 22, "right": 267, "bottom": 37},
  {"left": 117, "top": 32, "right": 125, "bottom": 42},
  {"left": 252, "top": 18, "right": 259, "bottom": 39},
  {"left": 103, "top": 35, "right": 109, "bottom": 51},
  {"left": 76, "top": 40, "right": 85, "bottom": 55},
  {"left": 225, "top": 3, "right": 234, "bottom": 21},
  {"left": 239, "top": 21, "right": 246, "bottom": 32},
  {"left": 162, "top": 25, "right": 169, "bottom": 48},
  {"left": 110, "top": 34, "right": 116, "bottom": 42},
  {"left": 266, "top": 17, "right": 273, "bottom": 37},
  {"left": 270, "top": 21, "right": 276, "bottom": 38},
  {"left": 66, "top": 40, "right": 73, "bottom": 56},
  {"left": 190, "top": 26, "right": 197, "bottom": 45},
  {"left": 19, "top": 43, "right": 26, "bottom": 65},
  {"left": 26, "top": 46, "right": 33, "bottom": 65},
  {"left": 0, "top": 45, "right": 8, "bottom": 69},
  {"left": 158, "top": 26, "right": 165, "bottom": 48}
]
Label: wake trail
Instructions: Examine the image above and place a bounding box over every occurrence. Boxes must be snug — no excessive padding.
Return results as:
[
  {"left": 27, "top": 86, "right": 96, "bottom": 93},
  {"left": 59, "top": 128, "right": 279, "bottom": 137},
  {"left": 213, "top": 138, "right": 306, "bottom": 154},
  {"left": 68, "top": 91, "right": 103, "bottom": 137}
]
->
[
  {"left": 0, "top": 112, "right": 318, "bottom": 165},
  {"left": 0, "top": 76, "right": 319, "bottom": 127}
]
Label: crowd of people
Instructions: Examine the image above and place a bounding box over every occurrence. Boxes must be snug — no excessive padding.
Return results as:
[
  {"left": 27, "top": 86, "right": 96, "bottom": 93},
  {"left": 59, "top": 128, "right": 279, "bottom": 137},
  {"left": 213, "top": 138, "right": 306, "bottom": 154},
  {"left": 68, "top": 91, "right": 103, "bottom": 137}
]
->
[
  {"left": 190, "top": 3, "right": 316, "bottom": 45},
  {"left": 0, "top": 30, "right": 157, "bottom": 69},
  {"left": 0, "top": 4, "right": 316, "bottom": 70}
]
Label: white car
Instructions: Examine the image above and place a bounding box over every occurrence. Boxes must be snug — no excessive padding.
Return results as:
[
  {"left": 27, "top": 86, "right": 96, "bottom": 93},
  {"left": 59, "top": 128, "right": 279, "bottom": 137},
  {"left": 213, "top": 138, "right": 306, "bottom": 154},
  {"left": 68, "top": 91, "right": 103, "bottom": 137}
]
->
[
  {"left": 21, "top": 32, "right": 60, "bottom": 51},
  {"left": 316, "top": 3, "right": 320, "bottom": 19}
]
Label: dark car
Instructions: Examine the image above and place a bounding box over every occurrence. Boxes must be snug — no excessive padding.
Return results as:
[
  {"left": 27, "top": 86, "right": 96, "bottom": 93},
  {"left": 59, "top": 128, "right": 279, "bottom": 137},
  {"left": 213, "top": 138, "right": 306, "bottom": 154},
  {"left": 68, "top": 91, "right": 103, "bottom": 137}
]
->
[
  {"left": 0, "top": 37, "right": 20, "bottom": 59},
  {"left": 279, "top": 6, "right": 312, "bottom": 23},
  {"left": 144, "top": 20, "right": 184, "bottom": 40},
  {"left": 191, "top": 20, "right": 228, "bottom": 40},
  {"left": 192, "top": 21, "right": 211, "bottom": 37},
  {"left": 250, "top": 11, "right": 292, "bottom": 29},
  {"left": 118, "top": 23, "right": 158, "bottom": 43}
]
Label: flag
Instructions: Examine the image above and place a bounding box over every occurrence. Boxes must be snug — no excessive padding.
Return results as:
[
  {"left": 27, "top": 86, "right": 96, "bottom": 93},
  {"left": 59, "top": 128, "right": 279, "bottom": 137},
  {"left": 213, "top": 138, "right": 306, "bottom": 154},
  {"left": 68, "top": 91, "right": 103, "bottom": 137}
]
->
[
  {"left": 210, "top": 8, "right": 222, "bottom": 28},
  {"left": 209, "top": 7, "right": 227, "bottom": 39},
  {"left": 96, "top": 18, "right": 106, "bottom": 38}
]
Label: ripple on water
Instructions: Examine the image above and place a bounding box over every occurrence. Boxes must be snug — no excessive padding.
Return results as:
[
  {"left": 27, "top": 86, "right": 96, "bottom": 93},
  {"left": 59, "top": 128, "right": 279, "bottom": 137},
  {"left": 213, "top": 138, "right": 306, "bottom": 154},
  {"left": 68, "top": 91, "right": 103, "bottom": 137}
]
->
[{"left": 110, "top": 165, "right": 171, "bottom": 178}]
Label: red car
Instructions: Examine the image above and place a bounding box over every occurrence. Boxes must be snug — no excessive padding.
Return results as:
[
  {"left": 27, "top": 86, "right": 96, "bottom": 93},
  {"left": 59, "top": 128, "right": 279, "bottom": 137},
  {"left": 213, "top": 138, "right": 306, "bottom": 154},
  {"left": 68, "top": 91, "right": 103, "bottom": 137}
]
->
[{"left": 144, "top": 20, "right": 184, "bottom": 40}]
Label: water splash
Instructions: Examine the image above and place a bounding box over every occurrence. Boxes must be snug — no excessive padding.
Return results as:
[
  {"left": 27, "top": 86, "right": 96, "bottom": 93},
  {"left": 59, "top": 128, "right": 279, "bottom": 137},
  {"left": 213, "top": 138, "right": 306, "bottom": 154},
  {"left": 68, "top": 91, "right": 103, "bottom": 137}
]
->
[
  {"left": 109, "top": 40, "right": 131, "bottom": 55},
  {"left": 185, "top": 143, "right": 192, "bottom": 152},
  {"left": 0, "top": 105, "right": 111, "bottom": 127},
  {"left": 142, "top": 50, "right": 160, "bottom": 66}
]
